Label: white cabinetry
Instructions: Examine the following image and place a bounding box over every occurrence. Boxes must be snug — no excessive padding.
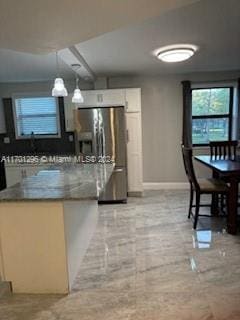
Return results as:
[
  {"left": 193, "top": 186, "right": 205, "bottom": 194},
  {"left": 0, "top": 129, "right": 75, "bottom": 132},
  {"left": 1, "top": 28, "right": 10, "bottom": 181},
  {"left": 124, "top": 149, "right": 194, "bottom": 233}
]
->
[
  {"left": 100, "top": 89, "right": 125, "bottom": 106},
  {"left": 125, "top": 88, "right": 141, "bottom": 113},
  {"left": 64, "top": 88, "right": 141, "bottom": 132},
  {"left": 81, "top": 91, "right": 98, "bottom": 106},
  {"left": 80, "top": 89, "right": 125, "bottom": 107},
  {"left": 126, "top": 112, "right": 143, "bottom": 195}
]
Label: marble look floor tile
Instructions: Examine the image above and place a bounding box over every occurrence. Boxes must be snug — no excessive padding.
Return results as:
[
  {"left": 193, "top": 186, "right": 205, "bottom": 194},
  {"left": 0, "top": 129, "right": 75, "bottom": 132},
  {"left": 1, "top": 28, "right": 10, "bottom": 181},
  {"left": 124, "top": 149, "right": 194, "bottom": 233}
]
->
[
  {"left": 1, "top": 190, "right": 240, "bottom": 320},
  {"left": 34, "top": 289, "right": 137, "bottom": 320},
  {"left": 205, "top": 287, "right": 240, "bottom": 320},
  {"left": 136, "top": 259, "right": 202, "bottom": 293},
  {"left": 0, "top": 294, "right": 62, "bottom": 320},
  {"left": 133, "top": 292, "right": 214, "bottom": 320}
]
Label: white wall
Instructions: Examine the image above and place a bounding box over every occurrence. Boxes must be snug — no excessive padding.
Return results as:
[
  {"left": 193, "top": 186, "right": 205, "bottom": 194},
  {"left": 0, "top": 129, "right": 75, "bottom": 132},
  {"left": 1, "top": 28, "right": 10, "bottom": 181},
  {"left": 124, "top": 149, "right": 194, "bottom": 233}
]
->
[{"left": 108, "top": 70, "right": 240, "bottom": 183}]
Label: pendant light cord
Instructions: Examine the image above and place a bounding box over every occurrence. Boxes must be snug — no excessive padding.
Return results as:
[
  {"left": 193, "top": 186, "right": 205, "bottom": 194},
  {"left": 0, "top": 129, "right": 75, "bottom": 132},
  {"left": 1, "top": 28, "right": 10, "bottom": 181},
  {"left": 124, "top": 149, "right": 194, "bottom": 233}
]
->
[
  {"left": 56, "top": 51, "right": 60, "bottom": 77},
  {"left": 75, "top": 73, "right": 79, "bottom": 89}
]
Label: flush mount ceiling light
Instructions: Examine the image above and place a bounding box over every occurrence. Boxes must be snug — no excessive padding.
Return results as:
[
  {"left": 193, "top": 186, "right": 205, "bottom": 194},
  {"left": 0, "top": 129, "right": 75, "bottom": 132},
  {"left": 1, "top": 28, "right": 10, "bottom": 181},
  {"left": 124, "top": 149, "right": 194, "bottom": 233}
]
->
[
  {"left": 155, "top": 44, "right": 198, "bottom": 63},
  {"left": 52, "top": 52, "right": 68, "bottom": 97},
  {"left": 71, "top": 64, "right": 84, "bottom": 104}
]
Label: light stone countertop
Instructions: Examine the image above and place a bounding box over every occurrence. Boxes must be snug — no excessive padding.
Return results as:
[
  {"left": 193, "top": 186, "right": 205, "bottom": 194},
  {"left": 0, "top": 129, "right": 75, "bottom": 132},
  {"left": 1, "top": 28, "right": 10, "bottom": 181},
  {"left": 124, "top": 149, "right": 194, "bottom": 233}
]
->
[{"left": 0, "top": 163, "right": 114, "bottom": 201}]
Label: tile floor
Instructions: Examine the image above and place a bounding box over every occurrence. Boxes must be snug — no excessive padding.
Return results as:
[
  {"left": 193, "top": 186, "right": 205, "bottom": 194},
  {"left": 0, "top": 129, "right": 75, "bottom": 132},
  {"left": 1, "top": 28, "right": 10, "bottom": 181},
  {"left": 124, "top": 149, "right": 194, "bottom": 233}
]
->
[{"left": 1, "top": 190, "right": 240, "bottom": 319}]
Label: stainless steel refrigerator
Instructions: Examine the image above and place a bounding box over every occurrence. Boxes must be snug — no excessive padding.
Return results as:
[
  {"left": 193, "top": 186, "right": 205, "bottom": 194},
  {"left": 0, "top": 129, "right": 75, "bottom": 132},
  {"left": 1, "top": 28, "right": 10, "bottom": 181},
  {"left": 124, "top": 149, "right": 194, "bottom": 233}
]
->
[{"left": 74, "top": 106, "right": 127, "bottom": 203}]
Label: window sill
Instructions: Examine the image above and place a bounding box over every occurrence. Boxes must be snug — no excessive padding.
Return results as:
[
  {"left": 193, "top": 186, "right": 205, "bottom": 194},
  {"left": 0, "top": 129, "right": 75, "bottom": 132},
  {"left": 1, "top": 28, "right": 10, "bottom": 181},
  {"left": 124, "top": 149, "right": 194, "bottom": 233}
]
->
[{"left": 15, "top": 135, "right": 61, "bottom": 140}]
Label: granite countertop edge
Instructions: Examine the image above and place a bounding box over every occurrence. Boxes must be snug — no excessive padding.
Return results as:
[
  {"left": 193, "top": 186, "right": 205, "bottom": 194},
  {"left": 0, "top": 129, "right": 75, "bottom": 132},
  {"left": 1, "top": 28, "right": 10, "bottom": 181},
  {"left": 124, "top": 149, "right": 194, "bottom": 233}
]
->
[{"left": 0, "top": 196, "right": 98, "bottom": 202}]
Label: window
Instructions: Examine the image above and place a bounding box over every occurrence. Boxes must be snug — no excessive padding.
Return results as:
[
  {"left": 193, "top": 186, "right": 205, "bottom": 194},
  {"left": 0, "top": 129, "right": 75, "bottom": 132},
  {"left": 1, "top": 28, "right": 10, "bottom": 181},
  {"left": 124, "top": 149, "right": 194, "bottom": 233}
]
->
[
  {"left": 192, "top": 87, "right": 233, "bottom": 145},
  {"left": 13, "top": 96, "right": 60, "bottom": 139}
]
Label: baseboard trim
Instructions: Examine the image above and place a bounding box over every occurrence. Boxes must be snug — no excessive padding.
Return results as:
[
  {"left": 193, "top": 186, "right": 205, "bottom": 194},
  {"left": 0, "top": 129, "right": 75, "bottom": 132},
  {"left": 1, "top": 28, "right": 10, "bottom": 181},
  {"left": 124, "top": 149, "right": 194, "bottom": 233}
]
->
[
  {"left": 143, "top": 182, "right": 188, "bottom": 190},
  {"left": 128, "top": 191, "right": 143, "bottom": 197}
]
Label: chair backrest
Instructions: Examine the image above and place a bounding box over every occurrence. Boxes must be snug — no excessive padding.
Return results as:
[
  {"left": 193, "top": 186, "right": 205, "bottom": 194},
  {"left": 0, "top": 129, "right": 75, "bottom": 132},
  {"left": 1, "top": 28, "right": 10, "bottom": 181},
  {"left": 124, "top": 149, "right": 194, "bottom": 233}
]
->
[
  {"left": 181, "top": 145, "right": 199, "bottom": 190},
  {"left": 209, "top": 140, "right": 238, "bottom": 159}
]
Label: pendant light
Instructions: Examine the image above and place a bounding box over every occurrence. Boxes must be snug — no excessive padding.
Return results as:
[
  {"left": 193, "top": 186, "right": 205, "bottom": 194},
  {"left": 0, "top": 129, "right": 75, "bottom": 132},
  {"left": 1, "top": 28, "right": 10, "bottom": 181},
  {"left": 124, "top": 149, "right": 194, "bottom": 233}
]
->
[
  {"left": 52, "top": 52, "right": 68, "bottom": 97},
  {"left": 72, "top": 71, "right": 84, "bottom": 104}
]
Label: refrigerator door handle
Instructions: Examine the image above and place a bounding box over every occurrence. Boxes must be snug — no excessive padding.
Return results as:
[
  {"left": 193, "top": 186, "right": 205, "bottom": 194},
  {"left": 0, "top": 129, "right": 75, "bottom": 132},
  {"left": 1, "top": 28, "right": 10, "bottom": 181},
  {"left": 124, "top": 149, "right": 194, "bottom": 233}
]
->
[
  {"left": 101, "top": 129, "right": 104, "bottom": 156},
  {"left": 98, "top": 131, "right": 102, "bottom": 157},
  {"left": 96, "top": 128, "right": 100, "bottom": 157}
]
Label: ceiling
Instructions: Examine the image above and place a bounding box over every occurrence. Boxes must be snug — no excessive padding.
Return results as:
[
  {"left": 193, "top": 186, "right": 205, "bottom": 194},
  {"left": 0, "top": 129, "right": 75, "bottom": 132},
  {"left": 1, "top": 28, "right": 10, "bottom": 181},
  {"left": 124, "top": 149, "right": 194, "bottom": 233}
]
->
[
  {"left": 0, "top": 0, "right": 198, "bottom": 54},
  {"left": 0, "top": 50, "right": 74, "bottom": 82},
  {"left": 0, "top": 0, "right": 239, "bottom": 82},
  {"left": 76, "top": 0, "right": 240, "bottom": 76}
]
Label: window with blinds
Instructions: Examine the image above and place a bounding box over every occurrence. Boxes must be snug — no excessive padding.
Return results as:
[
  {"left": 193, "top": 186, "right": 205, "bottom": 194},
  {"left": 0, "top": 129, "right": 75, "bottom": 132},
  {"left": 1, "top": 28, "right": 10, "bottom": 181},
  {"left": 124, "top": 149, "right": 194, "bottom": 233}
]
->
[{"left": 14, "top": 97, "right": 60, "bottom": 138}]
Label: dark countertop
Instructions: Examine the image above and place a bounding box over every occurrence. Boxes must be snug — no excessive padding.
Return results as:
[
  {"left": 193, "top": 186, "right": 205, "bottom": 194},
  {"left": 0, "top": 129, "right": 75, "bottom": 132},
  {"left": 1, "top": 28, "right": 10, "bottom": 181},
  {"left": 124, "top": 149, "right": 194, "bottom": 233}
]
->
[{"left": 0, "top": 163, "right": 114, "bottom": 201}]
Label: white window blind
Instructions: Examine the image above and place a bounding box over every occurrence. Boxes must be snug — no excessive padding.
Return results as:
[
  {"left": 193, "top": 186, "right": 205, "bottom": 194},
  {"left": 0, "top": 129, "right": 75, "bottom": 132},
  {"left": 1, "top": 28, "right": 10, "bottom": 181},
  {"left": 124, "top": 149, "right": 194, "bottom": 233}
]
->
[{"left": 14, "top": 97, "right": 59, "bottom": 137}]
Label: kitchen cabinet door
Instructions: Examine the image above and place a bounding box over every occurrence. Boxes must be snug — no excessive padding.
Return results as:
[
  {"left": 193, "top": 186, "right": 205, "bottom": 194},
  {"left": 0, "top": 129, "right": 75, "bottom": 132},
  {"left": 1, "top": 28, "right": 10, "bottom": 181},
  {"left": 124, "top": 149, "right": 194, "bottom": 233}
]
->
[
  {"left": 125, "top": 88, "right": 141, "bottom": 113},
  {"left": 79, "top": 89, "right": 125, "bottom": 106},
  {"left": 100, "top": 89, "right": 125, "bottom": 106},
  {"left": 80, "top": 91, "right": 99, "bottom": 106},
  {"left": 126, "top": 112, "right": 143, "bottom": 194}
]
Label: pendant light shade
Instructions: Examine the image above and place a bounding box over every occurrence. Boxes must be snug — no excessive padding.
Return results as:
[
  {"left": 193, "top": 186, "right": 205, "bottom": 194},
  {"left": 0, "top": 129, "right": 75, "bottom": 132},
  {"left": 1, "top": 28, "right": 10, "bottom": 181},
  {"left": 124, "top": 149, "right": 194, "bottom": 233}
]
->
[
  {"left": 52, "top": 78, "right": 68, "bottom": 97},
  {"left": 72, "top": 74, "right": 84, "bottom": 103},
  {"left": 52, "top": 52, "right": 68, "bottom": 97},
  {"left": 72, "top": 88, "right": 84, "bottom": 103}
]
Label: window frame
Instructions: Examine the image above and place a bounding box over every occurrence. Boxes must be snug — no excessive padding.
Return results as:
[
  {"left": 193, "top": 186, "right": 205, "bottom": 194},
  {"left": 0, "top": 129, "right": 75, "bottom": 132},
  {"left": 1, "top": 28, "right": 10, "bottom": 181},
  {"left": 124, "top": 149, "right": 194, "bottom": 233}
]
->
[
  {"left": 191, "top": 86, "right": 234, "bottom": 146},
  {"left": 12, "top": 93, "right": 61, "bottom": 140}
]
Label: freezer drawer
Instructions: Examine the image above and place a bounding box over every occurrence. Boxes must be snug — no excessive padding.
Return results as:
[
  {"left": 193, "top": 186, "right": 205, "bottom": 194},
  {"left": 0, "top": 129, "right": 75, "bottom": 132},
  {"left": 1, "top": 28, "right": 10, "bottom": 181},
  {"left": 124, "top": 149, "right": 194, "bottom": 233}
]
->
[{"left": 98, "top": 167, "right": 127, "bottom": 203}]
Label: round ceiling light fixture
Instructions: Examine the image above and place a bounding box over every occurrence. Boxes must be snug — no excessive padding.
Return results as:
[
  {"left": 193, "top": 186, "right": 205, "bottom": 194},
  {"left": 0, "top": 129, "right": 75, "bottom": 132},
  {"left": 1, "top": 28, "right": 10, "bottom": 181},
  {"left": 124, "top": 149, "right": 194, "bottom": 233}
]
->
[{"left": 155, "top": 44, "right": 198, "bottom": 63}]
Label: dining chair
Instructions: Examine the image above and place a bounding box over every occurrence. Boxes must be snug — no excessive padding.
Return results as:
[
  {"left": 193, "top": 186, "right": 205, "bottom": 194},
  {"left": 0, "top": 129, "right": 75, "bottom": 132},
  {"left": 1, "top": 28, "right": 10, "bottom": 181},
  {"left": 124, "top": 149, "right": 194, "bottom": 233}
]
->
[
  {"left": 210, "top": 140, "right": 238, "bottom": 160},
  {"left": 181, "top": 145, "right": 229, "bottom": 229},
  {"left": 210, "top": 140, "right": 238, "bottom": 209}
]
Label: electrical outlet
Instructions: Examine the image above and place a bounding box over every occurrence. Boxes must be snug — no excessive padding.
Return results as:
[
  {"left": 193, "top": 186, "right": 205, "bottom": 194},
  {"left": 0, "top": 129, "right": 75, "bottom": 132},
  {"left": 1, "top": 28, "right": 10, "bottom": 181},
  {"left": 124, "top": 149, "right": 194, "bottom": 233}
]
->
[
  {"left": 3, "top": 137, "right": 10, "bottom": 144},
  {"left": 69, "top": 135, "right": 74, "bottom": 142}
]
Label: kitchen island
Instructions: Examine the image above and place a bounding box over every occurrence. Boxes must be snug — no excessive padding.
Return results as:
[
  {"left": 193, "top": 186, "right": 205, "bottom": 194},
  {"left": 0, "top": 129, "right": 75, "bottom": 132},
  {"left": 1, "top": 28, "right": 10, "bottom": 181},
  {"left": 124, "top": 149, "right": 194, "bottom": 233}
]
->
[{"left": 0, "top": 163, "right": 113, "bottom": 294}]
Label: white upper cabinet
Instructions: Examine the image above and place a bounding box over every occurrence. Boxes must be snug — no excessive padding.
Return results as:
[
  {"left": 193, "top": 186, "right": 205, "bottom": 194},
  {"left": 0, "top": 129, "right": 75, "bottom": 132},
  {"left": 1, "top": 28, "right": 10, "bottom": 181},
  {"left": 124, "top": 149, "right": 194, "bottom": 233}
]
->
[
  {"left": 64, "top": 88, "right": 142, "bottom": 131},
  {"left": 79, "top": 89, "right": 125, "bottom": 107},
  {"left": 125, "top": 88, "right": 141, "bottom": 113},
  {"left": 80, "top": 91, "right": 98, "bottom": 106},
  {"left": 100, "top": 89, "right": 125, "bottom": 106}
]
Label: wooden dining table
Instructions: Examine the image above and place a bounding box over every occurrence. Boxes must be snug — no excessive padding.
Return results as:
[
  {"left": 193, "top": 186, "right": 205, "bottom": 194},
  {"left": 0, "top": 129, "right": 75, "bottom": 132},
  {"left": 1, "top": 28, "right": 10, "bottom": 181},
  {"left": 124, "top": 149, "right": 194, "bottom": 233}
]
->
[{"left": 195, "top": 155, "right": 240, "bottom": 235}]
